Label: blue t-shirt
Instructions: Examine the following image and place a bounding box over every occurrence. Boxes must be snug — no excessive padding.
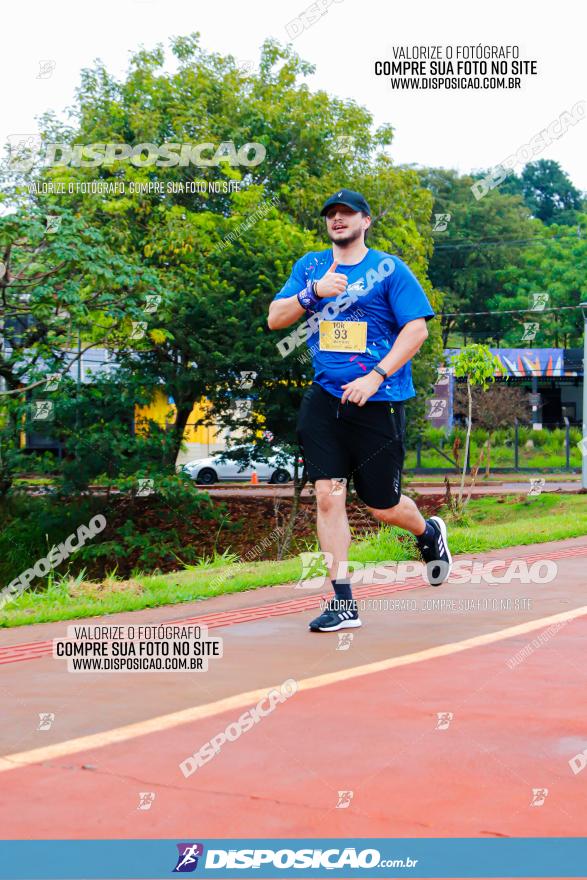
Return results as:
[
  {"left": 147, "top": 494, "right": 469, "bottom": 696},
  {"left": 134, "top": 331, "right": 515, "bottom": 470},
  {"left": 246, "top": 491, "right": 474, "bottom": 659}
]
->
[{"left": 273, "top": 247, "right": 434, "bottom": 401}]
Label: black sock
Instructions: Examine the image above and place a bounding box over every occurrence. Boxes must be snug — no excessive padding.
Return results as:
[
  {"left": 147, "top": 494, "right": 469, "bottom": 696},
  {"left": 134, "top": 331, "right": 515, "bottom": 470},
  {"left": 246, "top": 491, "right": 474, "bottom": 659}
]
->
[
  {"left": 416, "top": 520, "right": 436, "bottom": 543},
  {"left": 332, "top": 579, "right": 353, "bottom": 602}
]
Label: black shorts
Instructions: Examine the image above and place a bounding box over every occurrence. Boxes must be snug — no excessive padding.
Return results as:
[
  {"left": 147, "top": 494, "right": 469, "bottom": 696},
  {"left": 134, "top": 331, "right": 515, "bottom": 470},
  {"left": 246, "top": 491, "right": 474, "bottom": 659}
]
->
[{"left": 296, "top": 382, "right": 406, "bottom": 509}]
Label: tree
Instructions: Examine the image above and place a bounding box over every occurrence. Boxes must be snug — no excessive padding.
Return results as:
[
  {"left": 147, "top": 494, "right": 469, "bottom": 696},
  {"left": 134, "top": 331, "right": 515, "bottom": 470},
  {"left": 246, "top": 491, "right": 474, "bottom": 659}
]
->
[
  {"left": 0, "top": 204, "right": 169, "bottom": 494},
  {"left": 417, "top": 168, "right": 538, "bottom": 347},
  {"left": 14, "top": 37, "right": 400, "bottom": 466},
  {"left": 502, "top": 160, "right": 583, "bottom": 226},
  {"left": 453, "top": 382, "right": 531, "bottom": 476},
  {"left": 453, "top": 382, "right": 530, "bottom": 431},
  {"left": 1, "top": 34, "right": 442, "bottom": 564},
  {"left": 451, "top": 344, "right": 502, "bottom": 506},
  {"left": 31, "top": 36, "right": 440, "bottom": 551},
  {"left": 498, "top": 218, "right": 587, "bottom": 348}
]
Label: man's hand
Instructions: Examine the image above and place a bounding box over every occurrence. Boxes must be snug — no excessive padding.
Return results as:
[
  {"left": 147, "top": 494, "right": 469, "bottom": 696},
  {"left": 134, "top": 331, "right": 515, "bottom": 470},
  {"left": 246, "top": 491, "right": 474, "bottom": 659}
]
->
[
  {"left": 341, "top": 371, "right": 385, "bottom": 406},
  {"left": 315, "top": 261, "right": 347, "bottom": 298}
]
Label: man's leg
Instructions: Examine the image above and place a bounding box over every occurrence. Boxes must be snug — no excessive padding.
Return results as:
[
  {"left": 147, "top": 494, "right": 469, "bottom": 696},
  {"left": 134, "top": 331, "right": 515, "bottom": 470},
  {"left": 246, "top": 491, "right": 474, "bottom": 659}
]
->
[
  {"left": 366, "top": 494, "right": 426, "bottom": 536},
  {"left": 349, "top": 401, "right": 452, "bottom": 591},
  {"left": 296, "top": 385, "right": 360, "bottom": 630},
  {"left": 307, "top": 478, "right": 362, "bottom": 631},
  {"left": 366, "top": 496, "right": 452, "bottom": 586},
  {"left": 315, "top": 479, "right": 351, "bottom": 581}
]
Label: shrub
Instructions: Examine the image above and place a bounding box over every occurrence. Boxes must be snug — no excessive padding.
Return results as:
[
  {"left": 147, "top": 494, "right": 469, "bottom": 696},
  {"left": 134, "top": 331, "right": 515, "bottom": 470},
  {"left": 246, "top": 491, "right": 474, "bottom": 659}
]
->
[{"left": 0, "top": 474, "right": 226, "bottom": 589}]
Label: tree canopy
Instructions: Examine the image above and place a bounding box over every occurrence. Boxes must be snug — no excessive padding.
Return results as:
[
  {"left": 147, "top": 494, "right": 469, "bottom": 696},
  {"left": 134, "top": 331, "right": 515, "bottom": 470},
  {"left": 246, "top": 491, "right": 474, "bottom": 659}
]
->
[{"left": 1, "top": 35, "right": 442, "bottom": 495}]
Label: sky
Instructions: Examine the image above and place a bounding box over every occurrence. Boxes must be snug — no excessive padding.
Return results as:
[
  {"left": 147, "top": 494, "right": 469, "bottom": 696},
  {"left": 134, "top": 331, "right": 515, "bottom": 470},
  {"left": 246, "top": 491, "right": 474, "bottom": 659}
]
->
[{"left": 2, "top": 0, "right": 585, "bottom": 189}]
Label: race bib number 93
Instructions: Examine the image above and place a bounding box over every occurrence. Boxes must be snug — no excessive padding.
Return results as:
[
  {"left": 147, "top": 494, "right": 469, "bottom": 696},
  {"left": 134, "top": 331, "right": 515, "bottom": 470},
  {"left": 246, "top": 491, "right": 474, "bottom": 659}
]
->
[{"left": 319, "top": 321, "right": 367, "bottom": 353}]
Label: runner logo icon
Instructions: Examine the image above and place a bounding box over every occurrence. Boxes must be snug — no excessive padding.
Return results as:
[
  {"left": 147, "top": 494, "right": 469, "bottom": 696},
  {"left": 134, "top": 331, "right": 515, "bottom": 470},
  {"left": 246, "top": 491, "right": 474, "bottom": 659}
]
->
[{"left": 173, "top": 843, "right": 204, "bottom": 872}]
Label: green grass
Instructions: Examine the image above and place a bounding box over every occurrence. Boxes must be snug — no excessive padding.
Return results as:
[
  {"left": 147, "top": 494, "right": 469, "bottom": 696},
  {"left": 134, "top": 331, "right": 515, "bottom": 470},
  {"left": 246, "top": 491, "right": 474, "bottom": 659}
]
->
[
  {"left": 1, "top": 494, "right": 585, "bottom": 628},
  {"left": 407, "top": 473, "right": 580, "bottom": 484},
  {"left": 404, "top": 448, "right": 580, "bottom": 470}
]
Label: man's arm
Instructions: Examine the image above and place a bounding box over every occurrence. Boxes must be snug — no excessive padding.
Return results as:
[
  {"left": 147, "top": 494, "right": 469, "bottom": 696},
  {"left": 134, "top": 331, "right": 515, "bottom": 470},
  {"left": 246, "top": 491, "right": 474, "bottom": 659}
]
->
[
  {"left": 376, "top": 317, "right": 429, "bottom": 378},
  {"left": 267, "top": 261, "right": 346, "bottom": 330},
  {"left": 267, "top": 293, "right": 306, "bottom": 330},
  {"left": 341, "top": 318, "right": 429, "bottom": 406}
]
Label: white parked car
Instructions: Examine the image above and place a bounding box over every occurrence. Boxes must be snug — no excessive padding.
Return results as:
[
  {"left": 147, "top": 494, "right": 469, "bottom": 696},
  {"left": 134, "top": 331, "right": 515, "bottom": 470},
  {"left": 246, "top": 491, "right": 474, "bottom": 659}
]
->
[{"left": 183, "top": 448, "right": 299, "bottom": 485}]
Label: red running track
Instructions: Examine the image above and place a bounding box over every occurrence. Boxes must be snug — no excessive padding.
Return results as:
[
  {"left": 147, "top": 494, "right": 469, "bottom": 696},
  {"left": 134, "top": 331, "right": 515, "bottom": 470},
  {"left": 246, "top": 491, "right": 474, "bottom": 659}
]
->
[{"left": 0, "top": 537, "right": 586, "bottom": 851}]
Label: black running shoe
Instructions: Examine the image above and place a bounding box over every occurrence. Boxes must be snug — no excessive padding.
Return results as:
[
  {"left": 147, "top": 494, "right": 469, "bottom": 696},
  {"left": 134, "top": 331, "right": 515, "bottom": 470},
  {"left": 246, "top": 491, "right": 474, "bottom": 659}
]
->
[
  {"left": 417, "top": 516, "right": 452, "bottom": 586},
  {"left": 308, "top": 598, "right": 362, "bottom": 632}
]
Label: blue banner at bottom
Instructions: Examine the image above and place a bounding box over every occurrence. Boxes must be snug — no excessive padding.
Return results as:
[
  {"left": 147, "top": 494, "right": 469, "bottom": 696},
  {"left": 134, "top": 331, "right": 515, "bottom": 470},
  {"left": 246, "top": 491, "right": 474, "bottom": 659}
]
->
[{"left": 0, "top": 838, "right": 586, "bottom": 879}]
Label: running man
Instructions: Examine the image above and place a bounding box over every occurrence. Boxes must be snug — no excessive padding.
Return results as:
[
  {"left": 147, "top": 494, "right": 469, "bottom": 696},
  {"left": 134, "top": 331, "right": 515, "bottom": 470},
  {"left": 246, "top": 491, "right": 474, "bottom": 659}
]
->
[{"left": 267, "top": 189, "right": 452, "bottom": 632}]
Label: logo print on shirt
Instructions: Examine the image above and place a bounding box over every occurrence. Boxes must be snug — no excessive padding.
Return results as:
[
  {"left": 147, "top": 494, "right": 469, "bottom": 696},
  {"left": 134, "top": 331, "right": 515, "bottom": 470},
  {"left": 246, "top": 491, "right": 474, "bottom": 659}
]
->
[{"left": 349, "top": 355, "right": 367, "bottom": 372}]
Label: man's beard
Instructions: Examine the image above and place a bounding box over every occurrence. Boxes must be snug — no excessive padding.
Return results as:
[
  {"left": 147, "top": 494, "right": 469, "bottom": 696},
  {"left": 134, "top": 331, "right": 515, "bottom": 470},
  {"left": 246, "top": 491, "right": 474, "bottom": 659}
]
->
[{"left": 327, "top": 226, "right": 364, "bottom": 247}]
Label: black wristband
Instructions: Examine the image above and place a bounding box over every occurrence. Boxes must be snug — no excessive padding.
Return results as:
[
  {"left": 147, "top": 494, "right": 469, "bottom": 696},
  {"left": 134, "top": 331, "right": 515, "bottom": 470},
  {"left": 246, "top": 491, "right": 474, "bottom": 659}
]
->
[
  {"left": 373, "top": 365, "right": 387, "bottom": 379},
  {"left": 297, "top": 279, "right": 321, "bottom": 311}
]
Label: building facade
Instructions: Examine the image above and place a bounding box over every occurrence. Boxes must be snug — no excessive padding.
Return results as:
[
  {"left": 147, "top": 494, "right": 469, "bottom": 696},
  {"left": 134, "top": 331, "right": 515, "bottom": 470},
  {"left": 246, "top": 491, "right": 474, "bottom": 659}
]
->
[{"left": 428, "top": 348, "right": 584, "bottom": 430}]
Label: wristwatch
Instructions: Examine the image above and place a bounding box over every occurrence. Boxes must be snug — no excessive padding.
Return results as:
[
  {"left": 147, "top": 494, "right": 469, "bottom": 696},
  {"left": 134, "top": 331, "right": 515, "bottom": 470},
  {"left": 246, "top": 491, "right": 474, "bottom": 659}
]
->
[{"left": 372, "top": 365, "right": 387, "bottom": 380}]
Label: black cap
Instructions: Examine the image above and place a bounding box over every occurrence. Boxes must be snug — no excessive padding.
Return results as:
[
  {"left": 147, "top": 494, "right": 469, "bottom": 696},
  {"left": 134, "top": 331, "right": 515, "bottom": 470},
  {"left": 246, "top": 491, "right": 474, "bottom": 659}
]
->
[{"left": 320, "top": 188, "right": 371, "bottom": 217}]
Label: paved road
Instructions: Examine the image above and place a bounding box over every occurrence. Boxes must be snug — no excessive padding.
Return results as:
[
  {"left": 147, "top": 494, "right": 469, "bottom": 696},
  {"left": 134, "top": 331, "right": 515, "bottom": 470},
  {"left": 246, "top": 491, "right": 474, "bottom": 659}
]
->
[
  {"left": 206, "top": 481, "right": 583, "bottom": 498},
  {"left": 1, "top": 537, "right": 586, "bottom": 843}
]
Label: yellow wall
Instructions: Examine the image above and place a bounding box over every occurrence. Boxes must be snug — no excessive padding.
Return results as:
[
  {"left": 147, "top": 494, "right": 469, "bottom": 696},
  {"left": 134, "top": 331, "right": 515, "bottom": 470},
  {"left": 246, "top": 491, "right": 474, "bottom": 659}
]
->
[{"left": 135, "top": 391, "right": 221, "bottom": 443}]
